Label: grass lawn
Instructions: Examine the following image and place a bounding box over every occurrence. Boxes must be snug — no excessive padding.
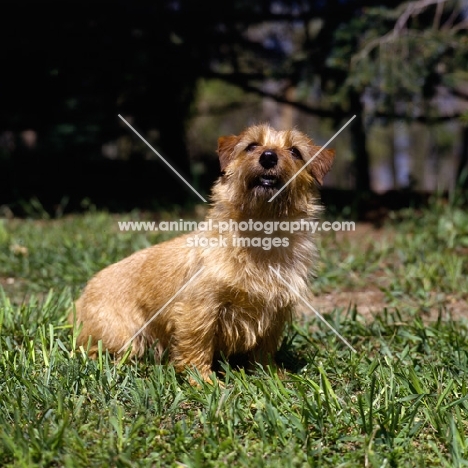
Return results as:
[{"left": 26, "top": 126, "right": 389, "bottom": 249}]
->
[{"left": 1, "top": 199, "right": 468, "bottom": 467}]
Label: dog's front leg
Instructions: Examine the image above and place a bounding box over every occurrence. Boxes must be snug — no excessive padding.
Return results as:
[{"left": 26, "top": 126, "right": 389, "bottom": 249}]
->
[
  {"left": 245, "top": 318, "right": 288, "bottom": 371},
  {"left": 171, "top": 302, "right": 216, "bottom": 383}
]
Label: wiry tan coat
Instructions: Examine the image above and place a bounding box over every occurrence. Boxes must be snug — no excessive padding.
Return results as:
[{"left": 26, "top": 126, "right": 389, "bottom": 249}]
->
[{"left": 72, "top": 124, "right": 335, "bottom": 380}]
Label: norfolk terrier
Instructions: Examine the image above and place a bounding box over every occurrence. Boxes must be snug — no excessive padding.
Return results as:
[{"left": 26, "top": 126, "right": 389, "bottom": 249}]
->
[{"left": 71, "top": 124, "right": 334, "bottom": 381}]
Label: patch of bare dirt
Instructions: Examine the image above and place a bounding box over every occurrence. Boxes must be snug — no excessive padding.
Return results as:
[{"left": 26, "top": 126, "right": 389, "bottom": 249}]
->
[
  {"left": 310, "top": 221, "right": 468, "bottom": 322},
  {"left": 306, "top": 289, "right": 468, "bottom": 323},
  {"left": 311, "top": 289, "right": 386, "bottom": 317}
]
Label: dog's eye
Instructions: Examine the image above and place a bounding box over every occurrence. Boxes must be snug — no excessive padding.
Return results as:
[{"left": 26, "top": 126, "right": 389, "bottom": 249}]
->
[
  {"left": 245, "top": 143, "right": 259, "bottom": 152},
  {"left": 289, "top": 147, "right": 302, "bottom": 160}
]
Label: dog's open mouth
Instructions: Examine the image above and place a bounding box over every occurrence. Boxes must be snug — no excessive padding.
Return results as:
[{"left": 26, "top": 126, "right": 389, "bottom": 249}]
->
[{"left": 254, "top": 174, "right": 280, "bottom": 189}]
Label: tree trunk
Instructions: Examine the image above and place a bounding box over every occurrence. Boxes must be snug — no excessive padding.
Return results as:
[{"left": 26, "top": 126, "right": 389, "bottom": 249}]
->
[
  {"left": 457, "top": 125, "right": 468, "bottom": 190},
  {"left": 349, "top": 91, "right": 371, "bottom": 193}
]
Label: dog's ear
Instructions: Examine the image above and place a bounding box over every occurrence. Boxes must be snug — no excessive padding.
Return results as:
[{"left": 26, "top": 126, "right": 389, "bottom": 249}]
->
[
  {"left": 217, "top": 135, "right": 239, "bottom": 172},
  {"left": 307, "top": 146, "right": 335, "bottom": 185}
]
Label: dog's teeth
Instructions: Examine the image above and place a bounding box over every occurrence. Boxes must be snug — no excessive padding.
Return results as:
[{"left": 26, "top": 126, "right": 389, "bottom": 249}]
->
[{"left": 260, "top": 177, "right": 277, "bottom": 187}]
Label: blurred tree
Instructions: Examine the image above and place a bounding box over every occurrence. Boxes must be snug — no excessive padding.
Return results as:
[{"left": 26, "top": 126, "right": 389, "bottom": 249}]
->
[{"left": 328, "top": 0, "right": 468, "bottom": 190}]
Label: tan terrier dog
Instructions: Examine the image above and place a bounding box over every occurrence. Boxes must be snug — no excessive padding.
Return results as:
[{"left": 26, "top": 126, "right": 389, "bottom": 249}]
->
[{"left": 71, "top": 124, "right": 334, "bottom": 381}]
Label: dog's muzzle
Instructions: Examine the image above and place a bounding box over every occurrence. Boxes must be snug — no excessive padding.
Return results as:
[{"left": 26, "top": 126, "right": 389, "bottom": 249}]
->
[{"left": 255, "top": 150, "right": 280, "bottom": 188}]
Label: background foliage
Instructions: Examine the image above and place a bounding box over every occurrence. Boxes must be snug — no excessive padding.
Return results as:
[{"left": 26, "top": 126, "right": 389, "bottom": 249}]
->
[{"left": 2, "top": 0, "right": 468, "bottom": 213}]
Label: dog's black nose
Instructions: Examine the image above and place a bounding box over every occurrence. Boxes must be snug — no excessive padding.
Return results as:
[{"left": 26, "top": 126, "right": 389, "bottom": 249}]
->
[{"left": 259, "top": 150, "right": 278, "bottom": 169}]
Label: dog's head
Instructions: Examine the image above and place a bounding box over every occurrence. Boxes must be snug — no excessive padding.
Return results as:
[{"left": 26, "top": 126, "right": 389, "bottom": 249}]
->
[{"left": 215, "top": 124, "right": 334, "bottom": 214}]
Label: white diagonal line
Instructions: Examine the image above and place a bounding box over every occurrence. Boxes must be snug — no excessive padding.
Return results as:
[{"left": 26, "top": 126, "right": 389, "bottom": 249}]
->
[
  {"left": 269, "top": 266, "right": 357, "bottom": 353},
  {"left": 268, "top": 115, "right": 356, "bottom": 202},
  {"left": 117, "top": 266, "right": 206, "bottom": 354},
  {"left": 118, "top": 114, "right": 207, "bottom": 203}
]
